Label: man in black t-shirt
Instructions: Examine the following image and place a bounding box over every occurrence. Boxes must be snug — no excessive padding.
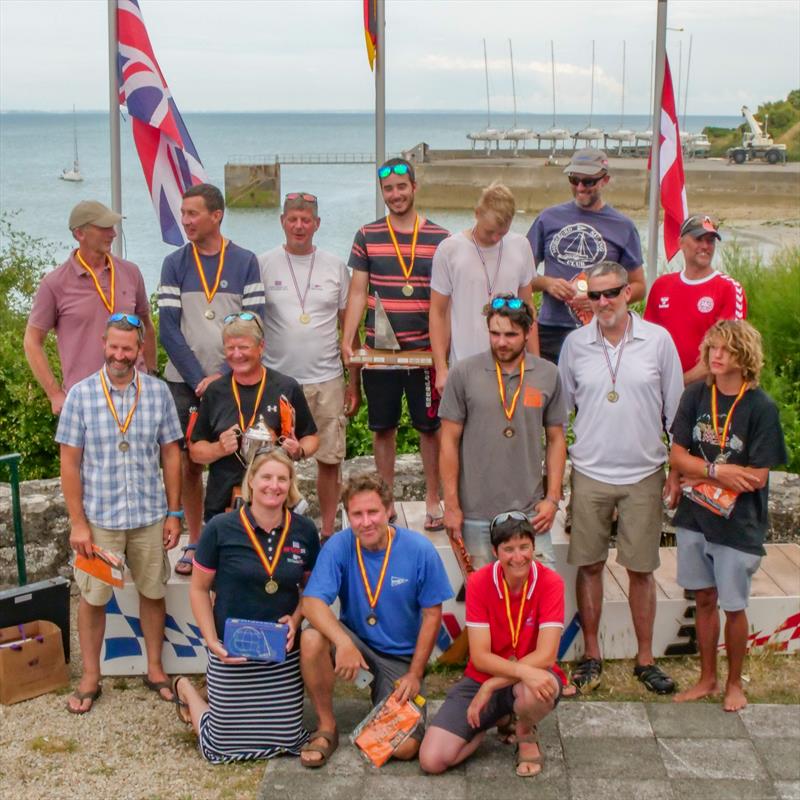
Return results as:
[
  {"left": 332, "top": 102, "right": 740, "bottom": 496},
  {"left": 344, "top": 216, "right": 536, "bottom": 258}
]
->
[
  {"left": 669, "top": 320, "right": 786, "bottom": 712},
  {"left": 190, "top": 314, "right": 318, "bottom": 521}
]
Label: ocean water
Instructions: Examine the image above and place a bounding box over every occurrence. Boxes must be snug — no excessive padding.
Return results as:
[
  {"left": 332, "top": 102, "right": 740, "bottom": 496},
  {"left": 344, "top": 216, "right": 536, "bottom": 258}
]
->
[{"left": 0, "top": 110, "right": 746, "bottom": 292}]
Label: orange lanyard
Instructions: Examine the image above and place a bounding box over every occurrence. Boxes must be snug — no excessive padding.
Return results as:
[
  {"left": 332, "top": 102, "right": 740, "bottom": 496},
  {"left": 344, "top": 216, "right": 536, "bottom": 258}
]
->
[
  {"left": 501, "top": 573, "right": 530, "bottom": 651},
  {"left": 239, "top": 506, "right": 290, "bottom": 580},
  {"left": 356, "top": 528, "right": 394, "bottom": 609},
  {"left": 99, "top": 369, "right": 140, "bottom": 436},
  {"left": 385, "top": 215, "right": 419, "bottom": 283},
  {"left": 495, "top": 360, "right": 525, "bottom": 422},
  {"left": 76, "top": 251, "right": 115, "bottom": 313},
  {"left": 231, "top": 368, "right": 267, "bottom": 431},
  {"left": 711, "top": 382, "right": 747, "bottom": 452},
  {"left": 192, "top": 239, "right": 227, "bottom": 303}
]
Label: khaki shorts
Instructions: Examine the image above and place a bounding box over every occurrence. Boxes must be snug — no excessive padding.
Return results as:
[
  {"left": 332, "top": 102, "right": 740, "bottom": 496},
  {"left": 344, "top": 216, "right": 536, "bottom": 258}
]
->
[
  {"left": 75, "top": 520, "right": 170, "bottom": 606},
  {"left": 302, "top": 377, "right": 347, "bottom": 464},
  {"left": 568, "top": 468, "right": 665, "bottom": 573}
]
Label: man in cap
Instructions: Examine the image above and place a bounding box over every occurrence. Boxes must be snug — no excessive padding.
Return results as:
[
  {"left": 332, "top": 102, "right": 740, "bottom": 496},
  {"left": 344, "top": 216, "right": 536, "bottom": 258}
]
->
[
  {"left": 24, "top": 200, "right": 156, "bottom": 413},
  {"left": 645, "top": 214, "right": 747, "bottom": 385},
  {"left": 158, "top": 183, "right": 265, "bottom": 574},
  {"left": 527, "top": 148, "right": 646, "bottom": 364}
]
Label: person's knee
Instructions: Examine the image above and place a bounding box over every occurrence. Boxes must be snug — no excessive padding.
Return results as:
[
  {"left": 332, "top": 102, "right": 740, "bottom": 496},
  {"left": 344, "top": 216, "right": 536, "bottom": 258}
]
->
[
  {"left": 626, "top": 568, "right": 654, "bottom": 585},
  {"left": 578, "top": 561, "right": 605, "bottom": 579},
  {"left": 373, "top": 428, "right": 397, "bottom": 442},
  {"left": 418, "top": 745, "right": 447, "bottom": 774},
  {"left": 392, "top": 736, "right": 420, "bottom": 761},
  {"left": 300, "top": 627, "right": 328, "bottom": 659},
  {"left": 694, "top": 587, "right": 718, "bottom": 610}
]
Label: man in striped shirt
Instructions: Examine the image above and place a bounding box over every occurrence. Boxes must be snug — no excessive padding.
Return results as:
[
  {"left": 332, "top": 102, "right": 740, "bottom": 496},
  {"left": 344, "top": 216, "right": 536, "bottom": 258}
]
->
[{"left": 342, "top": 158, "right": 449, "bottom": 528}]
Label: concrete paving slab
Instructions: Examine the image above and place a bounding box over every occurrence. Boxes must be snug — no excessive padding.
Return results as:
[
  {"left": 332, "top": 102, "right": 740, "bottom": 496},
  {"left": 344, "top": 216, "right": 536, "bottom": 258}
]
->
[
  {"left": 647, "top": 702, "right": 749, "bottom": 738},
  {"left": 753, "top": 738, "right": 800, "bottom": 781},
  {"left": 467, "top": 773, "right": 570, "bottom": 800},
  {"left": 667, "top": 779, "right": 778, "bottom": 800},
  {"left": 570, "top": 777, "right": 675, "bottom": 800},
  {"left": 658, "top": 738, "right": 767, "bottom": 781},
  {"left": 257, "top": 772, "right": 365, "bottom": 800},
  {"left": 741, "top": 705, "right": 800, "bottom": 739},
  {"left": 364, "top": 773, "right": 467, "bottom": 799},
  {"left": 464, "top": 732, "right": 566, "bottom": 781},
  {"left": 558, "top": 701, "right": 653, "bottom": 738},
  {"left": 562, "top": 736, "right": 666, "bottom": 778},
  {"left": 775, "top": 781, "right": 800, "bottom": 800}
]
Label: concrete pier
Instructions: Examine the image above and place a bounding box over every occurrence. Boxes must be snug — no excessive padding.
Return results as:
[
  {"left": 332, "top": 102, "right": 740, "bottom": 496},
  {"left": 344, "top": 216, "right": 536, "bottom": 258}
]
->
[{"left": 224, "top": 161, "right": 281, "bottom": 208}]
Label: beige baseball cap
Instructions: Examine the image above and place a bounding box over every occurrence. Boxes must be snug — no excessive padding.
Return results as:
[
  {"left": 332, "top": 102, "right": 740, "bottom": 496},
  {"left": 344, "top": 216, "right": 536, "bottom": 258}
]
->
[
  {"left": 563, "top": 148, "right": 609, "bottom": 176},
  {"left": 68, "top": 200, "right": 122, "bottom": 231}
]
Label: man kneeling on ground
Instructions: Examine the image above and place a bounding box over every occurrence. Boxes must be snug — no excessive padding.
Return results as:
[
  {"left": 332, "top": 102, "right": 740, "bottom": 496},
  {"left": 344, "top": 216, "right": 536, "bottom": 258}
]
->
[
  {"left": 419, "top": 512, "right": 565, "bottom": 777},
  {"left": 299, "top": 472, "right": 454, "bottom": 766}
]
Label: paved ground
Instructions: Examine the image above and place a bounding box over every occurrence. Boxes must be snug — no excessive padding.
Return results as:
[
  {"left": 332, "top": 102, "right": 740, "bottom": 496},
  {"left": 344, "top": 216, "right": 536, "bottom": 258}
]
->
[{"left": 258, "top": 700, "right": 800, "bottom": 800}]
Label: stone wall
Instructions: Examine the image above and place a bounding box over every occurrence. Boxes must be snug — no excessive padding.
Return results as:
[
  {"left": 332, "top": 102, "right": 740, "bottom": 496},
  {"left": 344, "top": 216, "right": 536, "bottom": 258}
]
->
[{"left": 1, "top": 456, "right": 797, "bottom": 587}]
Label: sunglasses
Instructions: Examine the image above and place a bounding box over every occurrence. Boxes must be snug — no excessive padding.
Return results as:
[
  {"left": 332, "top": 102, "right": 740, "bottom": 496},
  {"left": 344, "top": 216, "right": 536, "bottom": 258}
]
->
[
  {"left": 378, "top": 163, "right": 411, "bottom": 179},
  {"left": 285, "top": 192, "right": 317, "bottom": 203},
  {"left": 490, "top": 510, "right": 529, "bottom": 530},
  {"left": 587, "top": 285, "right": 627, "bottom": 301},
  {"left": 108, "top": 312, "right": 142, "bottom": 328},
  {"left": 223, "top": 311, "right": 264, "bottom": 332},
  {"left": 568, "top": 175, "right": 604, "bottom": 188},
  {"left": 491, "top": 296, "right": 524, "bottom": 310}
]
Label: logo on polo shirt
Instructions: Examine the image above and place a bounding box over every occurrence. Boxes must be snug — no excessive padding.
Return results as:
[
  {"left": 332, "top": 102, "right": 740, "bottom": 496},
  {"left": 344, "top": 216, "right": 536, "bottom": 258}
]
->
[
  {"left": 697, "top": 296, "right": 714, "bottom": 313},
  {"left": 658, "top": 296, "right": 669, "bottom": 309},
  {"left": 220, "top": 280, "right": 228, "bottom": 289},
  {"left": 390, "top": 576, "right": 409, "bottom": 587},
  {"left": 549, "top": 223, "right": 607, "bottom": 269}
]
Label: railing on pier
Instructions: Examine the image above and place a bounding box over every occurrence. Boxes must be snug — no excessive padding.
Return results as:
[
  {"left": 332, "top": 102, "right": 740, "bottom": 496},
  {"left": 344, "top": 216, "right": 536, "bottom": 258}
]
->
[{"left": 227, "top": 153, "right": 382, "bottom": 166}]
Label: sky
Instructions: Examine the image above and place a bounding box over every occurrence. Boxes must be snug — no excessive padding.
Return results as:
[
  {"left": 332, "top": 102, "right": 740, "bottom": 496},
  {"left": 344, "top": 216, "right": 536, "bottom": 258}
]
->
[{"left": 0, "top": 0, "right": 798, "bottom": 116}]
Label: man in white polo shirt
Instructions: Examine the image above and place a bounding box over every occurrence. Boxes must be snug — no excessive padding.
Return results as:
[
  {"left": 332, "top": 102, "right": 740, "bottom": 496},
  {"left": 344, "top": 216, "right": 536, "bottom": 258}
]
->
[
  {"left": 259, "top": 192, "right": 361, "bottom": 538},
  {"left": 558, "top": 261, "right": 683, "bottom": 695},
  {"left": 430, "top": 182, "right": 538, "bottom": 394}
]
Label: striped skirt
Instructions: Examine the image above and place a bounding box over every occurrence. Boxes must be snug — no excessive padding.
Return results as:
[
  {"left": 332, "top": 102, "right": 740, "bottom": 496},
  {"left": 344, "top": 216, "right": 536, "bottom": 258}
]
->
[{"left": 198, "top": 649, "right": 308, "bottom": 763}]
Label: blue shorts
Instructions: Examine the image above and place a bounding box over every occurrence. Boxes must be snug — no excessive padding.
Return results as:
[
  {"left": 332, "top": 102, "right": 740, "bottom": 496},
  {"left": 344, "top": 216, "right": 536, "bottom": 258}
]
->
[{"left": 676, "top": 527, "right": 762, "bottom": 612}]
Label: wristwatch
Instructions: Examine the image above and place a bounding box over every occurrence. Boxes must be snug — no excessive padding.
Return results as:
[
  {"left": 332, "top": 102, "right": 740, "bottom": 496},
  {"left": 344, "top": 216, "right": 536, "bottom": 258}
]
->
[{"left": 166, "top": 510, "right": 185, "bottom": 519}]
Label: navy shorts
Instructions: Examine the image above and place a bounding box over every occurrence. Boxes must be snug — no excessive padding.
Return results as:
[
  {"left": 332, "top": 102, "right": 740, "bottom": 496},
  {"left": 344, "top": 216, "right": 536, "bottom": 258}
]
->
[
  {"left": 167, "top": 381, "right": 198, "bottom": 448},
  {"left": 362, "top": 367, "right": 440, "bottom": 433}
]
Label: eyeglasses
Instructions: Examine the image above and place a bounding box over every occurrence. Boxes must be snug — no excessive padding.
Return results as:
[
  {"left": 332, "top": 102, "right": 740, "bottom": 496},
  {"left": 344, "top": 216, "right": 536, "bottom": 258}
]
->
[
  {"left": 223, "top": 311, "right": 264, "bottom": 332},
  {"left": 490, "top": 510, "right": 529, "bottom": 530},
  {"left": 108, "top": 312, "right": 142, "bottom": 328},
  {"left": 285, "top": 192, "right": 317, "bottom": 203},
  {"left": 568, "top": 175, "right": 604, "bottom": 188},
  {"left": 587, "top": 285, "right": 627, "bottom": 301},
  {"left": 378, "top": 163, "right": 411, "bottom": 179},
  {"left": 491, "top": 296, "right": 524, "bottom": 310}
]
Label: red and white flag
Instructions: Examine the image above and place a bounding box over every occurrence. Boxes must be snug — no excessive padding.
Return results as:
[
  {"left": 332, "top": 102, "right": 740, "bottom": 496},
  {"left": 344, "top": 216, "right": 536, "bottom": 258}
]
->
[{"left": 655, "top": 56, "right": 688, "bottom": 261}]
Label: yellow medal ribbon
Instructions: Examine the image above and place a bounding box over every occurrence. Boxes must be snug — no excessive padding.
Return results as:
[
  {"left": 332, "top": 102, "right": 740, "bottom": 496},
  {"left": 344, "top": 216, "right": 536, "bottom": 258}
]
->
[
  {"left": 231, "top": 367, "right": 267, "bottom": 432},
  {"left": 385, "top": 215, "right": 419, "bottom": 285},
  {"left": 501, "top": 573, "right": 530, "bottom": 651},
  {"left": 495, "top": 360, "right": 525, "bottom": 423},
  {"left": 76, "top": 251, "right": 115, "bottom": 313},
  {"left": 711, "top": 382, "right": 747, "bottom": 453},
  {"left": 99, "top": 368, "right": 140, "bottom": 437},
  {"left": 355, "top": 527, "right": 394, "bottom": 610},
  {"left": 192, "top": 239, "right": 227, "bottom": 304},
  {"left": 239, "top": 506, "right": 290, "bottom": 582}
]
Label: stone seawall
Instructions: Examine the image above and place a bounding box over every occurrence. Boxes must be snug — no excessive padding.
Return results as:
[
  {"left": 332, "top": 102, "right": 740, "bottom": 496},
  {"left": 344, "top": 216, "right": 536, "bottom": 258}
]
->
[{"left": 2, "top": 456, "right": 798, "bottom": 587}]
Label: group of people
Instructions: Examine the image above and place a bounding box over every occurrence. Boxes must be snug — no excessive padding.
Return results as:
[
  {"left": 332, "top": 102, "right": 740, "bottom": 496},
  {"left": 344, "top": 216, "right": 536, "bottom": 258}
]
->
[{"left": 24, "top": 147, "right": 786, "bottom": 773}]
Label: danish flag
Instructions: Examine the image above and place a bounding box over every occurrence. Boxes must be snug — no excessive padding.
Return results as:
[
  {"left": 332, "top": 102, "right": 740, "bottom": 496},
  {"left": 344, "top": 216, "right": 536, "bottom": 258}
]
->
[{"left": 116, "top": 0, "right": 208, "bottom": 246}]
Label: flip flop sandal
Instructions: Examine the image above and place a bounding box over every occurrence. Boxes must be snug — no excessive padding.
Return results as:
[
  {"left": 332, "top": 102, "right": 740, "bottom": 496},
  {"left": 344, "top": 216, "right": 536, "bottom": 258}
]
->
[
  {"left": 143, "top": 676, "right": 175, "bottom": 702},
  {"left": 174, "top": 543, "right": 197, "bottom": 576},
  {"left": 300, "top": 729, "right": 339, "bottom": 768},
  {"left": 515, "top": 727, "right": 544, "bottom": 778},
  {"left": 569, "top": 657, "right": 603, "bottom": 694},
  {"left": 634, "top": 663, "right": 676, "bottom": 695},
  {"left": 424, "top": 512, "right": 445, "bottom": 532},
  {"left": 66, "top": 685, "right": 102, "bottom": 715},
  {"left": 171, "top": 676, "right": 192, "bottom": 726}
]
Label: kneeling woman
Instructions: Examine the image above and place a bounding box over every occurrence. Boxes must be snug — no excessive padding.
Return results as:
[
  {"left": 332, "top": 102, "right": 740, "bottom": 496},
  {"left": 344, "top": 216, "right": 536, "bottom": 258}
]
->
[{"left": 173, "top": 449, "right": 320, "bottom": 763}]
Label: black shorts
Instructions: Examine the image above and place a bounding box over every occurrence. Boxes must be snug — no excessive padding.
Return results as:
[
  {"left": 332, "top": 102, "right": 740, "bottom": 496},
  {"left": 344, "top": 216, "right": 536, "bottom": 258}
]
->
[
  {"left": 362, "top": 368, "right": 441, "bottom": 433},
  {"left": 167, "top": 381, "right": 199, "bottom": 448},
  {"left": 537, "top": 323, "right": 576, "bottom": 366}
]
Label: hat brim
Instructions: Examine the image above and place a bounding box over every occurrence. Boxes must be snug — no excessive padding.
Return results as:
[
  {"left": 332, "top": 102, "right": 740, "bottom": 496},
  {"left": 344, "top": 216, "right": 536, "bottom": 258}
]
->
[
  {"left": 563, "top": 163, "right": 607, "bottom": 176},
  {"left": 682, "top": 226, "right": 721, "bottom": 241},
  {"left": 71, "top": 210, "right": 122, "bottom": 230}
]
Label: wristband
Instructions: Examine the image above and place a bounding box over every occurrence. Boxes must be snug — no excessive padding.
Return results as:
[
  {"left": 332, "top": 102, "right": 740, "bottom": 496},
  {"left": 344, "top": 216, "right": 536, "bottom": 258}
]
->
[
  {"left": 166, "top": 510, "right": 185, "bottom": 519},
  {"left": 708, "top": 462, "right": 717, "bottom": 480}
]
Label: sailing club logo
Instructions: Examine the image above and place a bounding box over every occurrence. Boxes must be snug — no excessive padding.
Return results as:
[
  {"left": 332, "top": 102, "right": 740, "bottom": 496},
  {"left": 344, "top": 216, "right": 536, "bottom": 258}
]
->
[{"left": 549, "top": 223, "right": 607, "bottom": 269}]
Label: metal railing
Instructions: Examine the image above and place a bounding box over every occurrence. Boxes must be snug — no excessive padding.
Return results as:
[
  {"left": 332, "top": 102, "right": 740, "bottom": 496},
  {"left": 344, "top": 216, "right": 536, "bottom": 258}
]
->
[{"left": 227, "top": 152, "right": 381, "bottom": 166}]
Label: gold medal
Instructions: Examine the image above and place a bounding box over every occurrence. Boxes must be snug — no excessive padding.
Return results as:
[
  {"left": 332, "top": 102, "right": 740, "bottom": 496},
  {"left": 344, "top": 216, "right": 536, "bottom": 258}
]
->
[
  {"left": 607, "top": 390, "right": 619, "bottom": 403},
  {"left": 401, "top": 283, "right": 414, "bottom": 297},
  {"left": 366, "top": 612, "right": 378, "bottom": 626},
  {"left": 231, "top": 367, "right": 267, "bottom": 432},
  {"left": 265, "top": 579, "right": 279, "bottom": 594},
  {"left": 496, "top": 360, "right": 525, "bottom": 438},
  {"left": 100, "top": 369, "right": 140, "bottom": 448},
  {"left": 192, "top": 240, "right": 227, "bottom": 319},
  {"left": 503, "top": 426, "right": 515, "bottom": 438},
  {"left": 501, "top": 570, "right": 530, "bottom": 655},
  {"left": 299, "top": 312, "right": 311, "bottom": 324},
  {"left": 386, "top": 215, "right": 420, "bottom": 295},
  {"left": 204, "top": 309, "right": 216, "bottom": 320},
  {"left": 240, "top": 506, "right": 290, "bottom": 593},
  {"left": 119, "top": 440, "right": 130, "bottom": 452},
  {"left": 356, "top": 527, "right": 394, "bottom": 626}
]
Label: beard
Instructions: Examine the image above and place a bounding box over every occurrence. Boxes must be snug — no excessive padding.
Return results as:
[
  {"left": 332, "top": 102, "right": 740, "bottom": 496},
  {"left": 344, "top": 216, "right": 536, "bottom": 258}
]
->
[{"left": 106, "top": 357, "right": 135, "bottom": 377}]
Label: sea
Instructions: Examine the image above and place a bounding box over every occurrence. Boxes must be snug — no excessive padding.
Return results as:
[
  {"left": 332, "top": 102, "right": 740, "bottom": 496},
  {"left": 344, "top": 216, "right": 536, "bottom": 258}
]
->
[{"left": 0, "top": 110, "right": 760, "bottom": 293}]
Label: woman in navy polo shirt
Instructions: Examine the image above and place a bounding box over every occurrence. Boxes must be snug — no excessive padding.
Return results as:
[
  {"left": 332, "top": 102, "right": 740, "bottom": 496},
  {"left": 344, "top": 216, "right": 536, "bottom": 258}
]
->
[{"left": 172, "top": 448, "right": 320, "bottom": 762}]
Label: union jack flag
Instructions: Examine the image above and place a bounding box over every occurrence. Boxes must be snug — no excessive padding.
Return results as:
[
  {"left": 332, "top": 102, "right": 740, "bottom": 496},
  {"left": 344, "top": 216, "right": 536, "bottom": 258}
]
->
[{"left": 117, "top": 0, "right": 208, "bottom": 246}]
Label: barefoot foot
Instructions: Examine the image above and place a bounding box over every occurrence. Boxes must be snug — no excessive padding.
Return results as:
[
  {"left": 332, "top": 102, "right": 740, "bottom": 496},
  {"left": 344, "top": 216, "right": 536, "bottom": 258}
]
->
[
  {"left": 723, "top": 682, "right": 748, "bottom": 712},
  {"left": 673, "top": 681, "right": 719, "bottom": 703}
]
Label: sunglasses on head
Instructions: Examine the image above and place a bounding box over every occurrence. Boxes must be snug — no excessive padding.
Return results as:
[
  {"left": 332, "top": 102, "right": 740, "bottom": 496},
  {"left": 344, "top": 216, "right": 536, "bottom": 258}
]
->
[
  {"left": 108, "top": 312, "right": 142, "bottom": 328},
  {"left": 378, "top": 163, "right": 411, "bottom": 179},
  {"left": 285, "top": 192, "right": 317, "bottom": 203},
  {"left": 587, "top": 285, "right": 626, "bottom": 301},
  {"left": 491, "top": 296, "right": 524, "bottom": 310},
  {"left": 568, "top": 175, "right": 604, "bottom": 188},
  {"left": 223, "top": 311, "right": 264, "bottom": 331},
  {"left": 490, "top": 510, "right": 529, "bottom": 530}
]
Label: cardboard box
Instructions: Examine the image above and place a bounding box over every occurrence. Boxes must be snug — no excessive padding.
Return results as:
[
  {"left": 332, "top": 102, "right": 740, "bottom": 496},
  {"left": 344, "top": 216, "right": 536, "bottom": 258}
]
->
[{"left": 0, "top": 620, "right": 69, "bottom": 704}]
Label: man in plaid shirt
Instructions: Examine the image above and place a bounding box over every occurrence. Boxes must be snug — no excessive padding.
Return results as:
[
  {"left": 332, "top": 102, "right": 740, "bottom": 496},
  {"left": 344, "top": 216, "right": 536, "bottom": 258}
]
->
[{"left": 57, "top": 314, "right": 183, "bottom": 714}]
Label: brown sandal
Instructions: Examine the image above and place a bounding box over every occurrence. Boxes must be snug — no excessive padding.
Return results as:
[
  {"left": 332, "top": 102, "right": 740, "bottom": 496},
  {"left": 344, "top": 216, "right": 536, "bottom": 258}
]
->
[
  {"left": 300, "top": 729, "right": 339, "bottom": 768},
  {"left": 515, "top": 727, "right": 544, "bottom": 778},
  {"left": 172, "top": 676, "right": 192, "bottom": 726}
]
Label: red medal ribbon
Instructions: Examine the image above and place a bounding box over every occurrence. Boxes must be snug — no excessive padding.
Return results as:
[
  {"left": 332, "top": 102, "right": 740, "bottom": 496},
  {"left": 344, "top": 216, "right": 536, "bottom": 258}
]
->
[
  {"left": 355, "top": 527, "right": 394, "bottom": 610},
  {"left": 76, "top": 251, "right": 115, "bottom": 313},
  {"left": 99, "top": 368, "right": 140, "bottom": 436},
  {"left": 711, "top": 382, "right": 747, "bottom": 453},
  {"left": 385, "top": 215, "right": 419, "bottom": 284},
  {"left": 192, "top": 239, "right": 227, "bottom": 304},
  {"left": 501, "top": 573, "right": 530, "bottom": 653},
  {"left": 495, "top": 360, "right": 525, "bottom": 423},
  {"left": 239, "top": 506, "right": 290, "bottom": 581},
  {"left": 231, "top": 367, "right": 267, "bottom": 432}
]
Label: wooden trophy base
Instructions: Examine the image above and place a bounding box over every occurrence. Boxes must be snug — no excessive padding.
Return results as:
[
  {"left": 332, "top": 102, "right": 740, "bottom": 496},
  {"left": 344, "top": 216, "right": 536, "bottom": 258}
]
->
[{"left": 350, "top": 348, "right": 434, "bottom": 367}]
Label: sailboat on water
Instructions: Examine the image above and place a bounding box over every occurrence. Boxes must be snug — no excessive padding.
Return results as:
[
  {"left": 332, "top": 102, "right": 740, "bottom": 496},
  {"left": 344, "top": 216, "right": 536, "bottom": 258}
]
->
[
  {"left": 467, "top": 39, "right": 504, "bottom": 151},
  {"left": 60, "top": 106, "right": 83, "bottom": 182},
  {"left": 573, "top": 41, "right": 605, "bottom": 146},
  {"left": 605, "top": 41, "right": 637, "bottom": 154},
  {"left": 537, "top": 41, "right": 570, "bottom": 153}
]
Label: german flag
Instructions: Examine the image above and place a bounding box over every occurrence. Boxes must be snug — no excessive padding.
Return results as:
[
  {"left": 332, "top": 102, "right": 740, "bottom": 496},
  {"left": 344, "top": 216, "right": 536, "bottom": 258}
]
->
[{"left": 363, "top": 0, "right": 377, "bottom": 70}]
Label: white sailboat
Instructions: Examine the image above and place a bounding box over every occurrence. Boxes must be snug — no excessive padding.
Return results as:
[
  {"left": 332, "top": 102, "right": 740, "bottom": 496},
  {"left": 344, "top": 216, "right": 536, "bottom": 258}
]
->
[
  {"left": 501, "top": 39, "right": 534, "bottom": 152},
  {"left": 605, "top": 41, "right": 636, "bottom": 154},
  {"left": 60, "top": 106, "right": 83, "bottom": 182},
  {"left": 537, "top": 41, "right": 570, "bottom": 153},
  {"left": 573, "top": 41, "right": 605, "bottom": 146},
  {"left": 635, "top": 43, "right": 655, "bottom": 149},
  {"left": 467, "top": 39, "right": 504, "bottom": 151}
]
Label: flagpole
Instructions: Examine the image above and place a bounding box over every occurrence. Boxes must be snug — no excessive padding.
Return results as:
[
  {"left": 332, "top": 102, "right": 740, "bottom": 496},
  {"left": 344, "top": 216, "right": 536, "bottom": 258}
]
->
[
  {"left": 375, "top": 0, "right": 386, "bottom": 219},
  {"left": 108, "top": 0, "right": 122, "bottom": 257},
  {"left": 646, "top": 0, "right": 668, "bottom": 288}
]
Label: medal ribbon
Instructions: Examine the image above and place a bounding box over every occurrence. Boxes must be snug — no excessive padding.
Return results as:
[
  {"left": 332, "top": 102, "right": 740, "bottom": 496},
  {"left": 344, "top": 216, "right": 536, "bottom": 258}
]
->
[
  {"left": 76, "top": 251, "right": 115, "bottom": 313},
  {"left": 192, "top": 239, "right": 227, "bottom": 304},
  {"left": 385, "top": 215, "right": 419, "bottom": 284},
  {"left": 495, "top": 360, "right": 525, "bottom": 423},
  {"left": 284, "top": 248, "right": 317, "bottom": 316},
  {"left": 471, "top": 231, "right": 503, "bottom": 297},
  {"left": 711, "top": 382, "right": 747, "bottom": 452},
  {"left": 231, "top": 368, "right": 267, "bottom": 432},
  {"left": 99, "top": 368, "right": 140, "bottom": 437},
  {"left": 501, "top": 573, "right": 530, "bottom": 651},
  {"left": 599, "top": 314, "right": 631, "bottom": 394},
  {"left": 239, "top": 506, "right": 290, "bottom": 581},
  {"left": 355, "top": 528, "right": 394, "bottom": 610}
]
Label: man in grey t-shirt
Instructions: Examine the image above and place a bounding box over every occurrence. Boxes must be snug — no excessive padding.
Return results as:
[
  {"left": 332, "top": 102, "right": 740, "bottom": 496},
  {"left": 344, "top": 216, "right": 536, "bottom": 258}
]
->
[
  {"left": 439, "top": 294, "right": 567, "bottom": 567},
  {"left": 527, "top": 149, "right": 646, "bottom": 364}
]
